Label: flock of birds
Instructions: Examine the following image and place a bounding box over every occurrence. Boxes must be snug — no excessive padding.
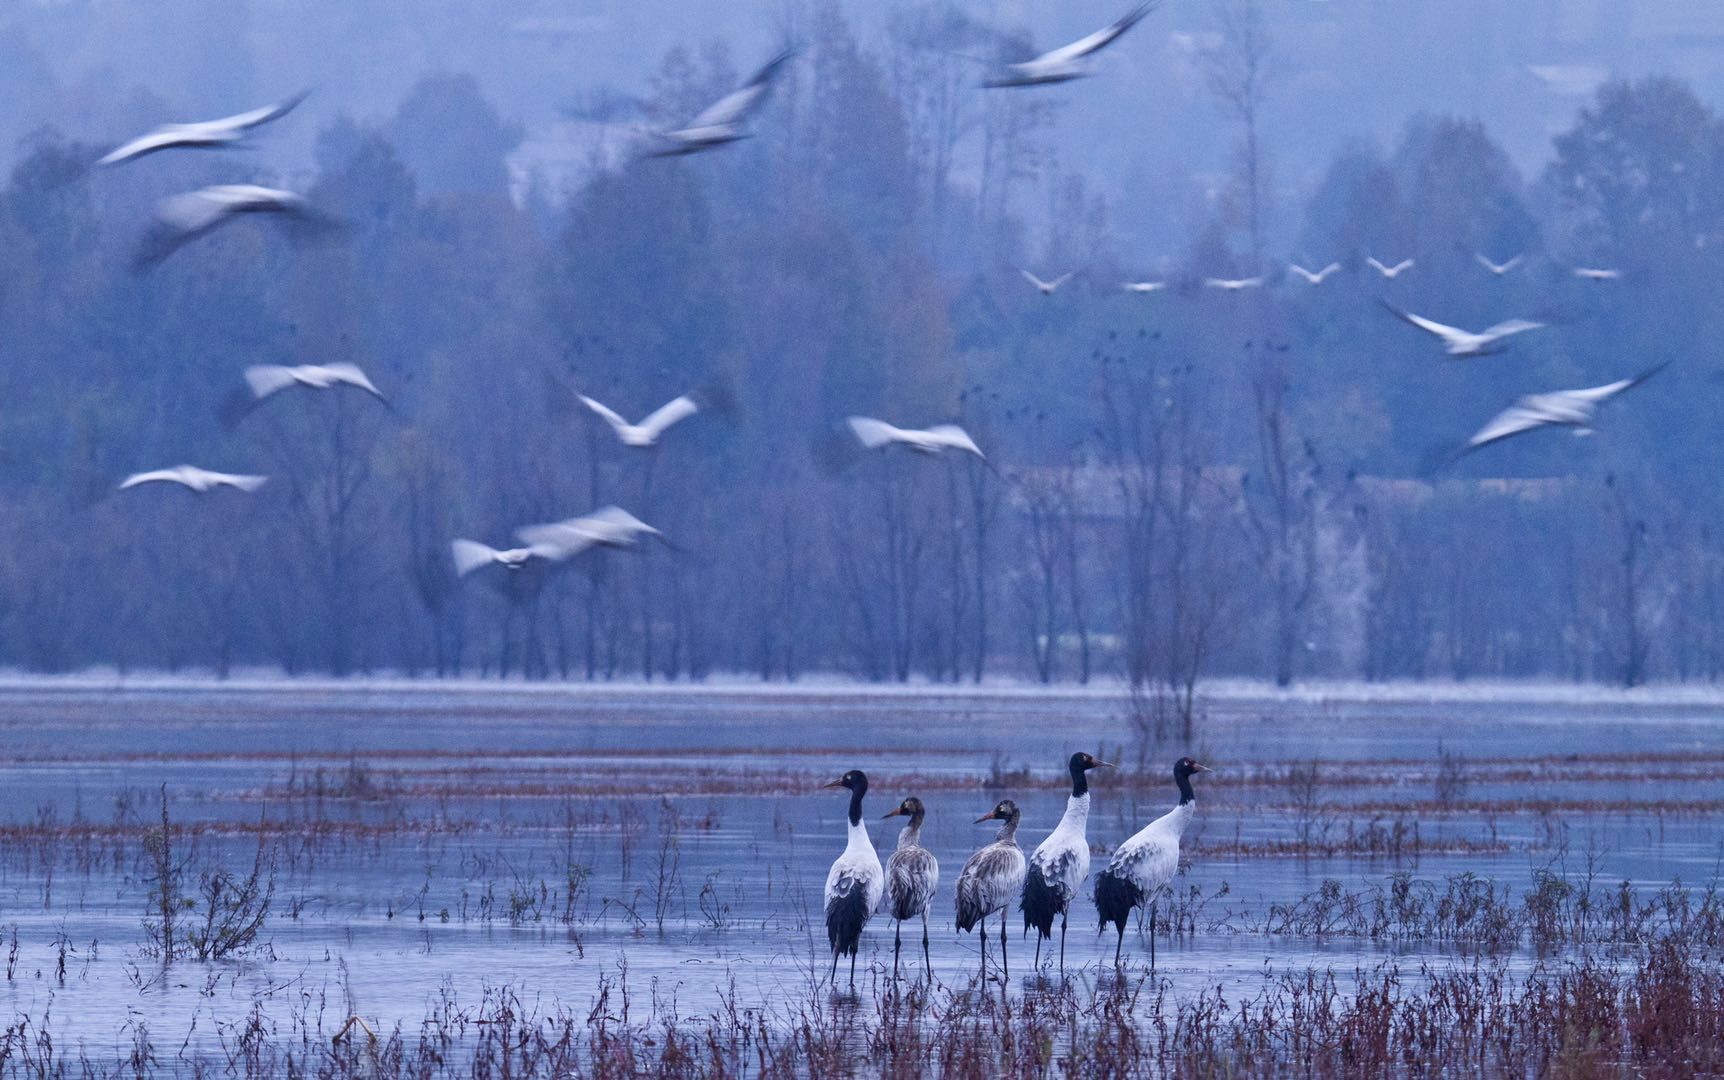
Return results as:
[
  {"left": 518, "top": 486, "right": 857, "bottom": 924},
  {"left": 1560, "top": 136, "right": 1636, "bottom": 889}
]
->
[{"left": 823, "top": 753, "right": 1209, "bottom": 984}]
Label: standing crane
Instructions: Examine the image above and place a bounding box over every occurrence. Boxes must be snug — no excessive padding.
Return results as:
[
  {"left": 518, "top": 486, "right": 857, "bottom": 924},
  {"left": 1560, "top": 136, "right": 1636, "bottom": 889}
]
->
[
  {"left": 955, "top": 799, "right": 1026, "bottom": 980},
  {"left": 881, "top": 796, "right": 939, "bottom": 978},
  {"left": 1023, "top": 752, "right": 1113, "bottom": 971},
  {"left": 823, "top": 770, "right": 883, "bottom": 986},
  {"left": 1094, "top": 757, "right": 1210, "bottom": 967}
]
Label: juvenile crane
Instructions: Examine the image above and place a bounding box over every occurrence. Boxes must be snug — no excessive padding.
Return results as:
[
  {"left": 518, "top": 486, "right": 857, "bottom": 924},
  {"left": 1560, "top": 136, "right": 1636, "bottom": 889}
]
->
[
  {"left": 823, "top": 770, "right": 883, "bottom": 987},
  {"left": 1094, "top": 757, "right": 1210, "bottom": 967},
  {"left": 1023, "top": 752, "right": 1112, "bottom": 971},
  {"left": 881, "top": 796, "right": 939, "bottom": 978},
  {"left": 955, "top": 799, "right": 1026, "bottom": 980}
]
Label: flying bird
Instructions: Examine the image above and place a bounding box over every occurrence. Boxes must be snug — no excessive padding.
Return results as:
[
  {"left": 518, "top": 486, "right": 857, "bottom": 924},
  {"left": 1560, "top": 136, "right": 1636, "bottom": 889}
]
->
[
  {"left": 649, "top": 49, "right": 796, "bottom": 156},
  {"left": 1022, "top": 752, "right": 1112, "bottom": 971},
  {"left": 514, "top": 506, "right": 662, "bottom": 561},
  {"left": 577, "top": 393, "right": 703, "bottom": 447},
  {"left": 847, "top": 417, "right": 985, "bottom": 458},
  {"left": 823, "top": 770, "right": 883, "bottom": 987},
  {"left": 1475, "top": 252, "right": 1524, "bottom": 276},
  {"left": 1573, "top": 267, "right": 1621, "bottom": 281},
  {"left": 221, "top": 363, "right": 387, "bottom": 426},
  {"left": 1288, "top": 262, "right": 1341, "bottom": 285},
  {"left": 1381, "top": 302, "right": 1546, "bottom": 358},
  {"left": 135, "top": 184, "right": 335, "bottom": 268},
  {"left": 1451, "top": 364, "right": 1668, "bottom": 459},
  {"left": 118, "top": 466, "right": 266, "bottom": 494},
  {"left": 1203, "top": 276, "right": 1264, "bottom": 291},
  {"left": 1366, "top": 257, "right": 1414, "bottom": 279},
  {"left": 1094, "top": 757, "right": 1210, "bottom": 967},
  {"left": 1020, "top": 269, "right": 1073, "bottom": 295},
  {"left": 1121, "top": 280, "right": 1166, "bottom": 294},
  {"left": 99, "top": 92, "right": 308, "bottom": 167},
  {"left": 984, "top": 3, "right": 1157, "bottom": 87},
  {"left": 450, "top": 539, "right": 560, "bottom": 578}
]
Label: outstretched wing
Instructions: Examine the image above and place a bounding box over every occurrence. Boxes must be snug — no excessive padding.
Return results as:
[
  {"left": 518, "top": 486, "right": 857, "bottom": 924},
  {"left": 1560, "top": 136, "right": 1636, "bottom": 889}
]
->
[
  {"left": 637, "top": 395, "right": 700, "bottom": 440},
  {"left": 450, "top": 539, "right": 501, "bottom": 577},
  {"left": 847, "top": 416, "right": 902, "bottom": 450},
  {"left": 243, "top": 365, "right": 300, "bottom": 401},
  {"left": 325, "top": 362, "right": 387, "bottom": 400},
  {"left": 1479, "top": 318, "right": 1545, "bottom": 342},
  {"left": 925, "top": 424, "right": 984, "bottom": 458},
  {"left": 1461, "top": 403, "right": 1553, "bottom": 453},
  {"left": 688, "top": 49, "right": 795, "bottom": 130},
  {"left": 1036, "top": 2, "right": 1156, "bottom": 64},
  {"left": 1381, "top": 302, "right": 1464, "bottom": 345},
  {"left": 223, "top": 90, "right": 310, "bottom": 133},
  {"left": 577, "top": 395, "right": 632, "bottom": 435},
  {"left": 1019, "top": 268, "right": 1051, "bottom": 291}
]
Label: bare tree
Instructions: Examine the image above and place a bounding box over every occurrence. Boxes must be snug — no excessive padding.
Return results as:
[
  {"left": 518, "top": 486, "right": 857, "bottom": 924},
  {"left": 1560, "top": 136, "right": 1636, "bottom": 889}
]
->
[
  {"left": 1203, "top": 0, "right": 1274, "bottom": 269},
  {"left": 1242, "top": 365, "right": 1319, "bottom": 687}
]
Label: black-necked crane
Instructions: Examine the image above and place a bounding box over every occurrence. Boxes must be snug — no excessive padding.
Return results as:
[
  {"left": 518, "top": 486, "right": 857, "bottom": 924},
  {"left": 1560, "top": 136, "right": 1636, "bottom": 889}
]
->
[
  {"left": 881, "top": 796, "right": 939, "bottom": 978},
  {"left": 1023, "top": 752, "right": 1112, "bottom": 971},
  {"left": 1094, "top": 757, "right": 1210, "bottom": 967},
  {"left": 823, "top": 770, "right": 883, "bottom": 986},
  {"left": 955, "top": 799, "right": 1026, "bottom": 980}
]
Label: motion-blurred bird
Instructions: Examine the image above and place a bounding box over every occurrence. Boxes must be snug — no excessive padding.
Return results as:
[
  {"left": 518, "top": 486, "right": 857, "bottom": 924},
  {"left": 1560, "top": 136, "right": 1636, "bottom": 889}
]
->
[
  {"left": 221, "top": 363, "right": 387, "bottom": 426},
  {"left": 1020, "top": 269, "right": 1073, "bottom": 295},
  {"left": 1573, "top": 267, "right": 1621, "bottom": 281},
  {"left": 1451, "top": 364, "right": 1667, "bottom": 459},
  {"left": 1203, "top": 275, "right": 1263, "bottom": 291},
  {"left": 984, "top": 3, "right": 1157, "bottom": 87},
  {"left": 1381, "top": 302, "right": 1545, "bottom": 358},
  {"left": 1121, "top": 280, "right": 1166, "bottom": 294},
  {"left": 118, "top": 466, "right": 266, "bottom": 494},
  {"left": 649, "top": 49, "right": 796, "bottom": 156},
  {"left": 847, "top": 417, "right": 985, "bottom": 458},
  {"left": 1366, "top": 256, "right": 1414, "bottom": 279},
  {"left": 1474, "top": 252, "right": 1524, "bottom": 276},
  {"left": 1288, "top": 262, "right": 1340, "bottom": 285},
  {"left": 578, "top": 393, "right": 701, "bottom": 447},
  {"left": 450, "top": 539, "right": 559, "bottom": 578},
  {"left": 514, "top": 506, "right": 662, "bottom": 560},
  {"left": 99, "top": 92, "right": 308, "bottom": 166},
  {"left": 135, "top": 184, "right": 335, "bottom": 268}
]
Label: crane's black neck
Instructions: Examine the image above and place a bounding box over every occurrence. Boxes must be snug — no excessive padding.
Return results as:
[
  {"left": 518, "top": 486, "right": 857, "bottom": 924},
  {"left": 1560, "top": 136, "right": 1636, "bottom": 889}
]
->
[
  {"left": 996, "top": 808, "right": 1020, "bottom": 842},
  {"left": 1175, "top": 771, "right": 1196, "bottom": 806},
  {"left": 847, "top": 782, "right": 866, "bottom": 826},
  {"left": 1069, "top": 757, "right": 1089, "bottom": 798}
]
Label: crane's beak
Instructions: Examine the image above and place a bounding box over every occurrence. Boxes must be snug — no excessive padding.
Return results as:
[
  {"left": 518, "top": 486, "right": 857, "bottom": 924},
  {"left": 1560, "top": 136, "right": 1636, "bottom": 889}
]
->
[
  {"left": 973, "top": 811, "right": 997, "bottom": 824},
  {"left": 822, "top": 778, "right": 846, "bottom": 789},
  {"left": 882, "top": 806, "right": 906, "bottom": 819},
  {"left": 1093, "top": 760, "right": 1117, "bottom": 770},
  {"left": 1191, "top": 762, "right": 1212, "bottom": 773}
]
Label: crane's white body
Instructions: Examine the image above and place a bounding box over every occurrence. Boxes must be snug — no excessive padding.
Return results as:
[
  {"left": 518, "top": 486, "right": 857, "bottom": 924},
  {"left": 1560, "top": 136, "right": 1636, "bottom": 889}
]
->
[
  {"left": 1367, "top": 256, "right": 1415, "bottom": 278},
  {"left": 1121, "top": 280, "right": 1166, "bottom": 293},
  {"left": 100, "top": 93, "right": 306, "bottom": 166},
  {"left": 824, "top": 819, "right": 884, "bottom": 922},
  {"left": 118, "top": 466, "right": 266, "bottom": 494},
  {"left": 847, "top": 417, "right": 985, "bottom": 459},
  {"left": 450, "top": 539, "right": 557, "bottom": 577},
  {"left": 654, "top": 51, "right": 794, "bottom": 155},
  {"left": 1475, "top": 252, "right": 1524, "bottom": 276},
  {"left": 1384, "top": 304, "right": 1545, "bottom": 357},
  {"left": 1104, "top": 800, "right": 1193, "bottom": 900},
  {"left": 578, "top": 394, "right": 699, "bottom": 447},
  {"left": 1028, "top": 793, "right": 1092, "bottom": 915},
  {"left": 244, "top": 363, "right": 386, "bottom": 403},
  {"left": 1573, "top": 267, "right": 1620, "bottom": 281},
  {"left": 1203, "top": 276, "right": 1264, "bottom": 291},
  {"left": 1020, "top": 269, "right": 1073, "bottom": 294},
  {"left": 1289, "top": 262, "right": 1340, "bottom": 285},
  {"left": 1462, "top": 368, "right": 1663, "bottom": 453},
  {"left": 514, "top": 506, "right": 660, "bottom": 561}
]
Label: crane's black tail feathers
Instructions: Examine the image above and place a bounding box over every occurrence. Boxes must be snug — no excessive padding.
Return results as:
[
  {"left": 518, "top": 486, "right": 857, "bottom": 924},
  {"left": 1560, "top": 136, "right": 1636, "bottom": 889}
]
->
[
  {"left": 826, "top": 891, "right": 869, "bottom": 958},
  {"left": 1094, "top": 869, "right": 1141, "bottom": 934},
  {"left": 1021, "top": 866, "right": 1060, "bottom": 940}
]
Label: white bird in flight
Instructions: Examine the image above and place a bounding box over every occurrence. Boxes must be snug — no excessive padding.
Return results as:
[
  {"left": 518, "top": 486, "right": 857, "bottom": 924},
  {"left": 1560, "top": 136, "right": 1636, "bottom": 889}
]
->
[
  {"left": 1203, "top": 275, "right": 1264, "bottom": 291},
  {"left": 514, "top": 506, "right": 662, "bottom": 561},
  {"left": 1382, "top": 303, "right": 1546, "bottom": 358},
  {"left": 1475, "top": 252, "right": 1524, "bottom": 276},
  {"left": 221, "top": 362, "right": 388, "bottom": 425},
  {"left": 985, "top": 3, "right": 1157, "bottom": 87},
  {"left": 1453, "top": 364, "right": 1667, "bottom": 458},
  {"left": 450, "top": 539, "right": 560, "bottom": 578},
  {"left": 1573, "top": 267, "right": 1621, "bottom": 281},
  {"left": 1121, "top": 280, "right": 1166, "bottom": 294},
  {"left": 1020, "top": 269, "right": 1073, "bottom": 295},
  {"left": 118, "top": 466, "right": 267, "bottom": 494},
  {"left": 847, "top": 417, "right": 985, "bottom": 458},
  {"left": 1288, "top": 262, "right": 1341, "bottom": 285},
  {"left": 650, "top": 49, "right": 796, "bottom": 156},
  {"left": 1366, "top": 256, "right": 1415, "bottom": 279},
  {"left": 99, "top": 92, "right": 308, "bottom": 167},
  {"left": 136, "top": 184, "right": 331, "bottom": 267},
  {"left": 578, "top": 393, "right": 700, "bottom": 447}
]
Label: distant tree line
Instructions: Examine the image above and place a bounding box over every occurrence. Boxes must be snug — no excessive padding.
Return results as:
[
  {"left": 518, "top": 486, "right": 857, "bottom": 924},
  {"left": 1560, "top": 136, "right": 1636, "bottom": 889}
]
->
[{"left": 1, "top": 7, "right": 1722, "bottom": 695}]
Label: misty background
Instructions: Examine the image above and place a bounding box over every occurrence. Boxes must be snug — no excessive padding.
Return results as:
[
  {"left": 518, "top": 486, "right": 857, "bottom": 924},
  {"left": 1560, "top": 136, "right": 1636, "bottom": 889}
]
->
[{"left": 2, "top": 0, "right": 1723, "bottom": 703}]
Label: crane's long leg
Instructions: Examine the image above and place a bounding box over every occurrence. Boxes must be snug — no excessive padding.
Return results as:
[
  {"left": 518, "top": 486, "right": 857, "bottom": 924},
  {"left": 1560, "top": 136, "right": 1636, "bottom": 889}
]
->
[
  {"left": 1000, "top": 909, "right": 1009, "bottom": 979},
  {"left": 1059, "top": 910, "right": 1067, "bottom": 972},
  {"left": 979, "top": 921, "right": 988, "bottom": 979},
  {"left": 849, "top": 947, "right": 858, "bottom": 987},
  {"left": 893, "top": 921, "right": 902, "bottom": 980},
  {"left": 830, "top": 947, "right": 839, "bottom": 984},
  {"left": 1034, "top": 931, "right": 1042, "bottom": 970},
  {"left": 1114, "top": 921, "right": 1124, "bottom": 967},
  {"left": 1149, "top": 899, "right": 1157, "bottom": 971},
  {"left": 921, "top": 909, "right": 931, "bottom": 976}
]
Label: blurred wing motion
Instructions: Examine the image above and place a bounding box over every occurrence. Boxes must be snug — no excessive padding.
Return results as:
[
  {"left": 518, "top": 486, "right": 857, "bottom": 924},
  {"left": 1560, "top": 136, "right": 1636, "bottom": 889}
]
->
[
  {"left": 1455, "top": 363, "right": 1667, "bottom": 458},
  {"left": 1289, "top": 262, "right": 1340, "bottom": 284},
  {"left": 1020, "top": 269, "right": 1073, "bottom": 294},
  {"left": 1367, "top": 256, "right": 1414, "bottom": 278},
  {"left": 651, "top": 49, "right": 797, "bottom": 155},
  {"left": 99, "top": 91, "right": 308, "bottom": 166},
  {"left": 986, "top": 3, "right": 1157, "bottom": 86},
  {"left": 1204, "top": 276, "right": 1263, "bottom": 291},
  {"left": 846, "top": 416, "right": 985, "bottom": 458},
  {"left": 1475, "top": 252, "right": 1524, "bottom": 276},
  {"left": 515, "top": 506, "right": 661, "bottom": 560},
  {"left": 1382, "top": 302, "right": 1545, "bottom": 357},
  {"left": 118, "top": 465, "right": 267, "bottom": 494},
  {"left": 136, "top": 184, "right": 336, "bottom": 269}
]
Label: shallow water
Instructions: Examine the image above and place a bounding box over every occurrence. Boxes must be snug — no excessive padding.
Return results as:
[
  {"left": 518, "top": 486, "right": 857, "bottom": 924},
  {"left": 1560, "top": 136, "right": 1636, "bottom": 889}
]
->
[{"left": 0, "top": 681, "right": 1717, "bottom": 1059}]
